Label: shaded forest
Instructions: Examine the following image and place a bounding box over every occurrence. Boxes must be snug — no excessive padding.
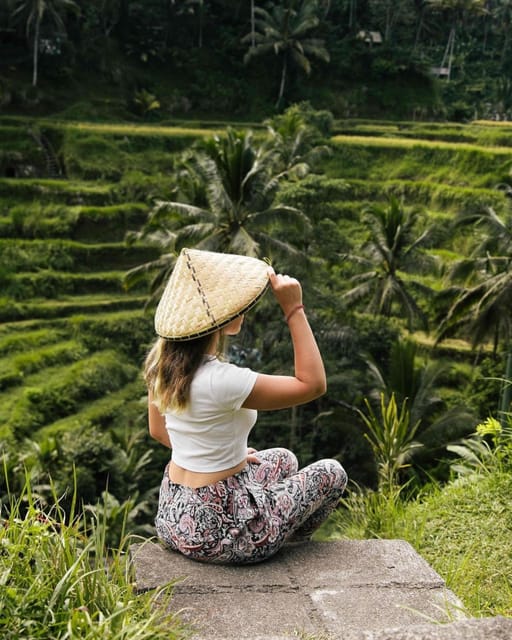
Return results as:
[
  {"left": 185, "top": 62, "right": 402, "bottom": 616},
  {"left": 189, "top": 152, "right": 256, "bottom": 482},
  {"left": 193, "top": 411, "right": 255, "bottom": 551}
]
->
[{"left": 2, "top": 0, "right": 512, "bottom": 121}]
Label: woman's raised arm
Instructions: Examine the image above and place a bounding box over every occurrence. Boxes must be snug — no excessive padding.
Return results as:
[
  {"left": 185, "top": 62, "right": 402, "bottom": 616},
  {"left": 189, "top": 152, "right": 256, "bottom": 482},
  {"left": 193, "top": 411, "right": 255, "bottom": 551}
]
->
[{"left": 242, "top": 271, "right": 326, "bottom": 411}]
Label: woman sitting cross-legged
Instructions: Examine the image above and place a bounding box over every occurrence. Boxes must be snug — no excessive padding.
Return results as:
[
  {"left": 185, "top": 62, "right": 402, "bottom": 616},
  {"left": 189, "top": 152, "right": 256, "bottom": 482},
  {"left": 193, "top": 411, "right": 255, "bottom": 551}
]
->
[{"left": 144, "top": 248, "right": 347, "bottom": 564}]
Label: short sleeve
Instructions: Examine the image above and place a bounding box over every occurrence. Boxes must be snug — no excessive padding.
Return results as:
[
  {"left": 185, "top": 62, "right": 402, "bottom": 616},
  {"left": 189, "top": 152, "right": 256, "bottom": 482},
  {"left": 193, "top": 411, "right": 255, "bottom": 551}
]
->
[{"left": 210, "top": 361, "right": 258, "bottom": 411}]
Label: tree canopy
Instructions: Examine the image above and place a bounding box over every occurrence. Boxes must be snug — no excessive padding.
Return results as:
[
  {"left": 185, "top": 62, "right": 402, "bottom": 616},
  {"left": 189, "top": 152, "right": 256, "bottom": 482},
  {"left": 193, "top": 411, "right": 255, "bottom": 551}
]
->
[{"left": 2, "top": 0, "right": 512, "bottom": 119}]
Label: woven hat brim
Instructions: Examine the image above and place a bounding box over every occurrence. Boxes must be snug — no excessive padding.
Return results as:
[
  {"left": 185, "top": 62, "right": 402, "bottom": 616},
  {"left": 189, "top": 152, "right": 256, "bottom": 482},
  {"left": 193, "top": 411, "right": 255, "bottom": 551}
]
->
[
  {"left": 160, "top": 281, "right": 269, "bottom": 341},
  {"left": 154, "top": 249, "right": 270, "bottom": 340}
]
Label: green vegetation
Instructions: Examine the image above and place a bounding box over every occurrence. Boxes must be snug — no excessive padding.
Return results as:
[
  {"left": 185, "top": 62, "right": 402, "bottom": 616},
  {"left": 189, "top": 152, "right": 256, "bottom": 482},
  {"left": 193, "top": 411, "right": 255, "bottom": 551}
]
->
[
  {"left": 0, "top": 482, "right": 184, "bottom": 639},
  {"left": 2, "top": 102, "right": 512, "bottom": 631},
  {"left": 3, "top": 0, "right": 512, "bottom": 121},
  {"left": 328, "top": 417, "right": 512, "bottom": 617}
]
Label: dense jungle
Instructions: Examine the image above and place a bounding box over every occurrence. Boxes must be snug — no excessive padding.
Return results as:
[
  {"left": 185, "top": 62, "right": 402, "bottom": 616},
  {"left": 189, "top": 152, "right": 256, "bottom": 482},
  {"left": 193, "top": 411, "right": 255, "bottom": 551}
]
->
[{"left": 1, "top": 1, "right": 512, "bottom": 637}]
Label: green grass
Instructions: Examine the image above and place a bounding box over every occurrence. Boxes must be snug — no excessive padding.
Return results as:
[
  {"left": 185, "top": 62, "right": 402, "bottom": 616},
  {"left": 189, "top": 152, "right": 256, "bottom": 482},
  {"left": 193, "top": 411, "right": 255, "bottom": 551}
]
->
[
  {"left": 326, "top": 471, "right": 512, "bottom": 618},
  {"left": 327, "top": 138, "right": 512, "bottom": 188},
  {"left": 331, "top": 133, "right": 512, "bottom": 155},
  {"left": 0, "top": 294, "right": 147, "bottom": 323},
  {"left": 7, "top": 270, "right": 137, "bottom": 300},
  {"left": 0, "top": 178, "right": 114, "bottom": 204},
  {"left": 0, "top": 485, "right": 186, "bottom": 640},
  {"left": 0, "top": 239, "right": 158, "bottom": 272},
  {"left": 34, "top": 119, "right": 223, "bottom": 138},
  {"left": 333, "top": 119, "right": 512, "bottom": 147},
  {"left": 0, "top": 201, "right": 149, "bottom": 241},
  {"left": 37, "top": 380, "right": 146, "bottom": 439},
  {"left": 0, "top": 350, "right": 138, "bottom": 439},
  {"left": 0, "top": 327, "right": 66, "bottom": 354},
  {"left": 404, "top": 473, "right": 512, "bottom": 617}
]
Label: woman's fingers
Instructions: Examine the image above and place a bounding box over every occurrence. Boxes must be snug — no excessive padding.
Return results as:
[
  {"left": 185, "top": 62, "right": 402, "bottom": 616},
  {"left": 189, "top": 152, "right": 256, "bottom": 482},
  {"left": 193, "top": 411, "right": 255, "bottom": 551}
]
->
[{"left": 269, "top": 272, "right": 302, "bottom": 312}]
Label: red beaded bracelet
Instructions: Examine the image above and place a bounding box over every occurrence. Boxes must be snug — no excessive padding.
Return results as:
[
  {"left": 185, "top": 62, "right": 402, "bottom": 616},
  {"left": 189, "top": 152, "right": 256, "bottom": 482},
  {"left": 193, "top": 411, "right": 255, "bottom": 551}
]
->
[{"left": 285, "top": 304, "right": 305, "bottom": 323}]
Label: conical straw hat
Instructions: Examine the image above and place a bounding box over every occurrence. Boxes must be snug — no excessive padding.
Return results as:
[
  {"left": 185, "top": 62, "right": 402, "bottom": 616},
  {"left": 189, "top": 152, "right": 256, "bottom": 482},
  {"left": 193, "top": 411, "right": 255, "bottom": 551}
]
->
[{"left": 155, "top": 248, "right": 270, "bottom": 340}]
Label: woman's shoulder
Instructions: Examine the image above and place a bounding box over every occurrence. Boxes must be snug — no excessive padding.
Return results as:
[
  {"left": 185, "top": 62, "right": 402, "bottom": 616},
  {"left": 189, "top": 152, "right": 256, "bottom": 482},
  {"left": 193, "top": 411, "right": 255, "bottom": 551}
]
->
[
  {"left": 200, "top": 357, "right": 258, "bottom": 401},
  {"left": 203, "top": 356, "right": 254, "bottom": 377}
]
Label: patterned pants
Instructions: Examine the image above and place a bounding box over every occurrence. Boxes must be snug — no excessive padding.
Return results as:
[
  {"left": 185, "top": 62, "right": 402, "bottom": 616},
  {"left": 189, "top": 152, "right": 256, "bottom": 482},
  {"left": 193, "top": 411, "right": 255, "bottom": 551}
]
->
[{"left": 155, "top": 447, "right": 347, "bottom": 564}]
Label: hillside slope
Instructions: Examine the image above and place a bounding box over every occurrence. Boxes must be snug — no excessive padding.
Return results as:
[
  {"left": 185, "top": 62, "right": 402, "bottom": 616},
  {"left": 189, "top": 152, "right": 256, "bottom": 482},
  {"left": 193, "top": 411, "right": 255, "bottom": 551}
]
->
[{"left": 1, "top": 115, "right": 512, "bottom": 507}]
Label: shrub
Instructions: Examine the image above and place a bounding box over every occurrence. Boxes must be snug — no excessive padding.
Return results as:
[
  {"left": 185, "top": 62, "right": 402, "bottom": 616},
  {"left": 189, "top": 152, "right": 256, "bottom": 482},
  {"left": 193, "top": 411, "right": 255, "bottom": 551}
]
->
[
  {"left": 38, "top": 380, "right": 145, "bottom": 439},
  {"left": 72, "top": 203, "right": 149, "bottom": 242},
  {"left": 71, "top": 311, "right": 153, "bottom": 359},
  {"left": 0, "top": 239, "right": 160, "bottom": 273},
  {"left": 0, "top": 239, "right": 74, "bottom": 271},
  {"left": 7, "top": 271, "right": 126, "bottom": 300},
  {"left": 62, "top": 134, "right": 126, "bottom": 180},
  {"left": 9, "top": 202, "right": 77, "bottom": 238}
]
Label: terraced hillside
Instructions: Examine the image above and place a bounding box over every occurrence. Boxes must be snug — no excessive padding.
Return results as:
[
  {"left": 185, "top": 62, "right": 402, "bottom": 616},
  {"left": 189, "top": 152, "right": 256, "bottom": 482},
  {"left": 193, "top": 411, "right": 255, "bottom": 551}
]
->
[
  {"left": 1, "top": 115, "right": 512, "bottom": 513},
  {"left": 0, "top": 119, "right": 215, "bottom": 515},
  {"left": 280, "top": 118, "right": 512, "bottom": 341},
  {"left": 0, "top": 178, "right": 153, "bottom": 425}
]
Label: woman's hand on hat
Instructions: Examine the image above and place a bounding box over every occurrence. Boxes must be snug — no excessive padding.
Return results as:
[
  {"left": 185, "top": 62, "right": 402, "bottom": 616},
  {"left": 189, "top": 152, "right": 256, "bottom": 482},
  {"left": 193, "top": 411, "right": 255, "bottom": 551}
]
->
[{"left": 268, "top": 268, "right": 303, "bottom": 317}]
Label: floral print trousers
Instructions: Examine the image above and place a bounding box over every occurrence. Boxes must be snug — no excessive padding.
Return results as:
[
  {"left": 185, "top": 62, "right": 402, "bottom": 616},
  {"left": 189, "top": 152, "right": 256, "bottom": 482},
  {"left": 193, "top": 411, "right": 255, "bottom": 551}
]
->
[{"left": 155, "top": 447, "right": 348, "bottom": 564}]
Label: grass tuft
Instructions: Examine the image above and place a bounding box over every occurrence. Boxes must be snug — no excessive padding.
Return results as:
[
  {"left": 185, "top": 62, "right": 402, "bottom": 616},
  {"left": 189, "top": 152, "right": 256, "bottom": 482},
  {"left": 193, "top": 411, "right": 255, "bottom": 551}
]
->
[
  {"left": 326, "top": 471, "right": 512, "bottom": 617},
  {"left": 0, "top": 477, "right": 187, "bottom": 639}
]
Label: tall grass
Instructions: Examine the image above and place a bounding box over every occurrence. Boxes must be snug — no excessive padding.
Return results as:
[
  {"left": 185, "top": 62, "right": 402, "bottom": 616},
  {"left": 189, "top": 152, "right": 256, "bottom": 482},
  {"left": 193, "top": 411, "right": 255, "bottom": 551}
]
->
[
  {"left": 0, "top": 476, "right": 186, "bottom": 639},
  {"left": 324, "top": 412, "right": 512, "bottom": 617}
]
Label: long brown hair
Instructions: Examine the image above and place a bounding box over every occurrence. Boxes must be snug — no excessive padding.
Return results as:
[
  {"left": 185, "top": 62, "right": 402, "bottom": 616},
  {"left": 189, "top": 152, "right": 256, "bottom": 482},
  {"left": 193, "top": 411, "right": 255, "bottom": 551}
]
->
[{"left": 144, "top": 333, "right": 219, "bottom": 412}]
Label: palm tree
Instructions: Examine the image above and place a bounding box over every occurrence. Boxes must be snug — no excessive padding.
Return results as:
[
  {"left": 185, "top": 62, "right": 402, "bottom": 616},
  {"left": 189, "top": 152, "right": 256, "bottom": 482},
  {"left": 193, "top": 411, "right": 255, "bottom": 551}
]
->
[
  {"left": 341, "top": 196, "right": 433, "bottom": 331},
  {"left": 10, "top": 0, "right": 79, "bottom": 87},
  {"left": 426, "top": 0, "right": 487, "bottom": 79},
  {"left": 124, "top": 128, "right": 311, "bottom": 304},
  {"left": 437, "top": 205, "right": 512, "bottom": 420},
  {"left": 437, "top": 206, "right": 512, "bottom": 353},
  {"left": 263, "top": 105, "right": 331, "bottom": 180},
  {"left": 242, "top": 0, "right": 329, "bottom": 108}
]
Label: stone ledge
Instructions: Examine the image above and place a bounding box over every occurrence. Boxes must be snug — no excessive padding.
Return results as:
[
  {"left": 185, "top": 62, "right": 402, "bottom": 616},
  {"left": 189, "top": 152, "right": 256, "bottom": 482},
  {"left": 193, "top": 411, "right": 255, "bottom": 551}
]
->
[
  {"left": 130, "top": 539, "right": 467, "bottom": 639},
  {"left": 339, "top": 616, "right": 512, "bottom": 640}
]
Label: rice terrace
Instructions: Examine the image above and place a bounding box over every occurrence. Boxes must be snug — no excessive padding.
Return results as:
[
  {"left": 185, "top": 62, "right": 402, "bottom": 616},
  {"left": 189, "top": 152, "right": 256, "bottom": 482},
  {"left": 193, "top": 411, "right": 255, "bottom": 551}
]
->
[{"left": 2, "top": 0, "right": 512, "bottom": 636}]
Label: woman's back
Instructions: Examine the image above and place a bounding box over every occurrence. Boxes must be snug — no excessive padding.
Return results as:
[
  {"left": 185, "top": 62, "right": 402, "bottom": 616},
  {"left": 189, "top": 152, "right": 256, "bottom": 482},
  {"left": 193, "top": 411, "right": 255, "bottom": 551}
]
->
[{"left": 164, "top": 357, "right": 258, "bottom": 473}]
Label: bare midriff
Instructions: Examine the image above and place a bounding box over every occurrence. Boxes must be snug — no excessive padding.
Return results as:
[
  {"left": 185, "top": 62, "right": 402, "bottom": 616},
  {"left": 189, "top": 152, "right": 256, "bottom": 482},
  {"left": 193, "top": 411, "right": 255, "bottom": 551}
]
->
[{"left": 168, "top": 459, "right": 247, "bottom": 488}]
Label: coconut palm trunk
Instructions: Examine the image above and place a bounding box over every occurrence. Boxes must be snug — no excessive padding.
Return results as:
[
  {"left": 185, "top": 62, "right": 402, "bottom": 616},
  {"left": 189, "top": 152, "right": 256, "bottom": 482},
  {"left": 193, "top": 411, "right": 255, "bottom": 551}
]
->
[
  {"left": 277, "top": 56, "right": 288, "bottom": 109},
  {"left": 250, "top": 0, "right": 255, "bottom": 47},
  {"left": 32, "top": 13, "right": 40, "bottom": 86}
]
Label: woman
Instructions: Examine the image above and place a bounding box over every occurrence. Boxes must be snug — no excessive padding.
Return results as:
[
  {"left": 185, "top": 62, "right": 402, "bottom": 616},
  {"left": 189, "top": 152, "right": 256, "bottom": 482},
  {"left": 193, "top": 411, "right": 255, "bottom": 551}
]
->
[{"left": 144, "top": 248, "right": 347, "bottom": 564}]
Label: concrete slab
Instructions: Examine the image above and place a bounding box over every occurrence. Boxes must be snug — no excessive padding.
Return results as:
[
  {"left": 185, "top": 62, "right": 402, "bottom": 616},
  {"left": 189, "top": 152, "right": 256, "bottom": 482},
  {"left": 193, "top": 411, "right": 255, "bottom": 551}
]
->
[
  {"left": 282, "top": 539, "right": 445, "bottom": 588},
  {"left": 340, "top": 616, "right": 512, "bottom": 640},
  {"left": 168, "top": 591, "right": 317, "bottom": 639},
  {"left": 130, "top": 539, "right": 466, "bottom": 639}
]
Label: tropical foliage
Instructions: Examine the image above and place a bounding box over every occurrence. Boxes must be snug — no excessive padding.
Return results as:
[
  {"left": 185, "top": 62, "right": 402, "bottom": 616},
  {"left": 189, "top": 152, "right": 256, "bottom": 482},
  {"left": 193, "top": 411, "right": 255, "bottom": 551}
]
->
[
  {"left": 438, "top": 204, "right": 512, "bottom": 353},
  {"left": 341, "top": 196, "right": 433, "bottom": 330},
  {"left": 3, "top": 0, "right": 512, "bottom": 118},
  {"left": 124, "top": 126, "right": 312, "bottom": 304},
  {"left": 0, "top": 481, "right": 183, "bottom": 639},
  {"left": 243, "top": 0, "right": 329, "bottom": 108},
  {"left": 1, "top": 107, "right": 512, "bottom": 586}
]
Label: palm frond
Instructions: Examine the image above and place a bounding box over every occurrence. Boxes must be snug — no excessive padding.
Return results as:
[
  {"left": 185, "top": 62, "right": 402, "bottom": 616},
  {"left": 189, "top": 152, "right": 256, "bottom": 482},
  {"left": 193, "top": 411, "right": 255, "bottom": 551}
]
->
[
  {"left": 229, "top": 227, "right": 260, "bottom": 257},
  {"left": 150, "top": 199, "right": 214, "bottom": 225},
  {"left": 255, "top": 232, "right": 309, "bottom": 263},
  {"left": 249, "top": 205, "right": 312, "bottom": 233}
]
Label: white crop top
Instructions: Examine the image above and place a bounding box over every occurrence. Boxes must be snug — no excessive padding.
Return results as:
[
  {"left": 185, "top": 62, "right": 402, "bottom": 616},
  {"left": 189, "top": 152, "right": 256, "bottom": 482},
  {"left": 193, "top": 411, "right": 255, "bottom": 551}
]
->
[{"left": 163, "top": 357, "right": 258, "bottom": 473}]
